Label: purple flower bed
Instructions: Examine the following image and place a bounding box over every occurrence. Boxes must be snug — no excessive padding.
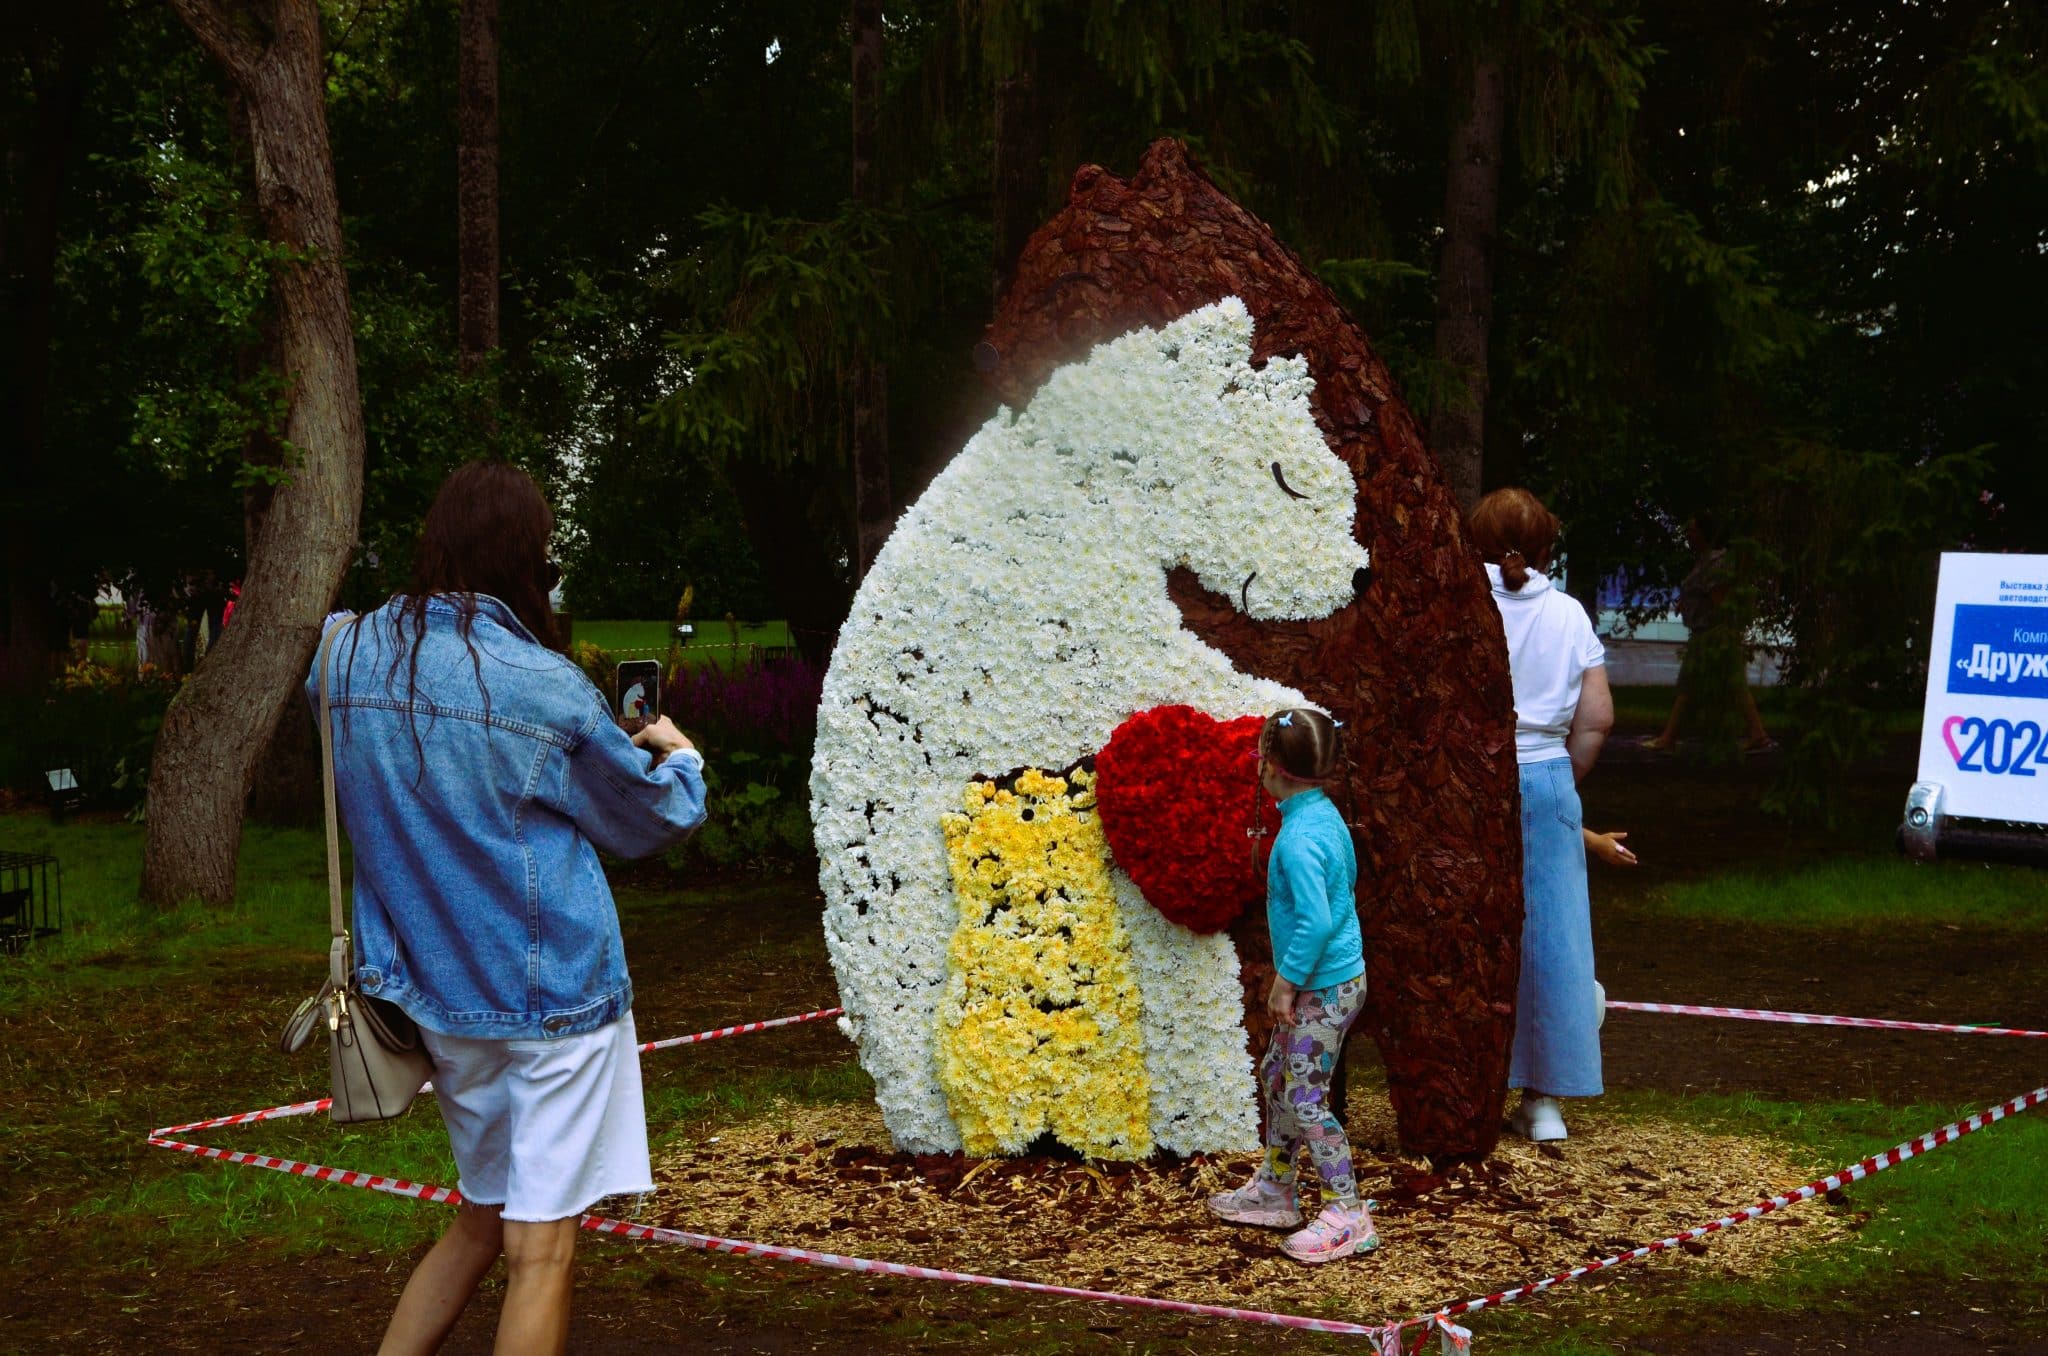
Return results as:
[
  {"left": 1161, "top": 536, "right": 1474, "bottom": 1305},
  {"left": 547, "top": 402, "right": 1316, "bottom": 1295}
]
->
[{"left": 668, "top": 654, "right": 823, "bottom": 758}]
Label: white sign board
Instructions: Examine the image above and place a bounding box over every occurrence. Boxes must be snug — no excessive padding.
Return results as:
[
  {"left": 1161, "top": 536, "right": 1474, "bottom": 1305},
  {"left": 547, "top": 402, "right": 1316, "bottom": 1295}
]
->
[{"left": 1917, "top": 552, "right": 2048, "bottom": 823}]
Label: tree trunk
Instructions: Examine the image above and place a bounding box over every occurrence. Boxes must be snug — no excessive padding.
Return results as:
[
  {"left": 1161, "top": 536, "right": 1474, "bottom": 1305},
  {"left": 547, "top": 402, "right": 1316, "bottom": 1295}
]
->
[
  {"left": 144, "top": 0, "right": 366, "bottom": 907},
  {"left": 1429, "top": 49, "right": 1506, "bottom": 515},
  {"left": 722, "top": 459, "right": 850, "bottom": 668},
  {"left": 222, "top": 85, "right": 322, "bottom": 830},
  {"left": 457, "top": 0, "right": 499, "bottom": 376},
  {"left": 1, "top": 3, "right": 108, "bottom": 694},
  {"left": 982, "top": 140, "right": 1523, "bottom": 1163},
  {"left": 247, "top": 688, "right": 323, "bottom": 825},
  {"left": 849, "top": 0, "right": 890, "bottom": 579},
  {"left": 989, "top": 42, "right": 1044, "bottom": 306}
]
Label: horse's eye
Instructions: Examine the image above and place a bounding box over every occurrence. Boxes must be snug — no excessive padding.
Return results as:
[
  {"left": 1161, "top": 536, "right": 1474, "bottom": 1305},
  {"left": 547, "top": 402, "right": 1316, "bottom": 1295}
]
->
[{"left": 1271, "top": 461, "right": 1308, "bottom": 500}]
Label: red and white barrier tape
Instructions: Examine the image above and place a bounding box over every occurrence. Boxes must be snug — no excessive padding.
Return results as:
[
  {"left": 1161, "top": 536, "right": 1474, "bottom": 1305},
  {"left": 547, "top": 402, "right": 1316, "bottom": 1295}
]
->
[
  {"left": 149, "top": 1008, "right": 845, "bottom": 1140},
  {"left": 148, "top": 1134, "right": 463, "bottom": 1206},
  {"left": 1413, "top": 1083, "right": 2048, "bottom": 1331},
  {"left": 638, "top": 1005, "right": 842, "bottom": 1053},
  {"left": 148, "top": 1080, "right": 2044, "bottom": 1350},
  {"left": 142, "top": 1132, "right": 1415, "bottom": 1345},
  {"left": 145, "top": 1000, "right": 2047, "bottom": 1352},
  {"left": 156, "top": 1096, "right": 336, "bottom": 1137},
  {"left": 1607, "top": 999, "right": 2048, "bottom": 1041}
]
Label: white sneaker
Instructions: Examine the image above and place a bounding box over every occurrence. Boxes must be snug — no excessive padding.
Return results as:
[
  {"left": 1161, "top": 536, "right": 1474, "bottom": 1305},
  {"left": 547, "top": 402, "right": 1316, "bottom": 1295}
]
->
[
  {"left": 1510, "top": 1094, "right": 1568, "bottom": 1142},
  {"left": 1206, "top": 1174, "right": 1303, "bottom": 1229}
]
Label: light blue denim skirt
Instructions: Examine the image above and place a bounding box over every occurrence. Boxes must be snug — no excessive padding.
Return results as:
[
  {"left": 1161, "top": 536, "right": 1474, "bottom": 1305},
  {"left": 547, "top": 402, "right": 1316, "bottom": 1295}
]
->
[{"left": 1509, "top": 758, "right": 1604, "bottom": 1097}]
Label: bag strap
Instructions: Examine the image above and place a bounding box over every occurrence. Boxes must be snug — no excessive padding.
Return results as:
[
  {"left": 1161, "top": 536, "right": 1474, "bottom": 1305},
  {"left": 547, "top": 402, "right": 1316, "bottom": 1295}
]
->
[{"left": 316, "top": 617, "right": 357, "bottom": 990}]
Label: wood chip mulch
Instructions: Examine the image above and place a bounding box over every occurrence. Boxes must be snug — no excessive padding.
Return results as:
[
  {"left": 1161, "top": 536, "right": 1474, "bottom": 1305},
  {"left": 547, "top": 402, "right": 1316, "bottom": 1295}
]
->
[{"left": 644, "top": 1096, "right": 1849, "bottom": 1324}]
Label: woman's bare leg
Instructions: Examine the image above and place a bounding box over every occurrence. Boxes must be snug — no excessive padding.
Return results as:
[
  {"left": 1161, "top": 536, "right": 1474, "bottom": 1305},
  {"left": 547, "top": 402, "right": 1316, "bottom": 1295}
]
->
[
  {"left": 1740, "top": 686, "right": 1771, "bottom": 747},
  {"left": 494, "top": 1218, "right": 579, "bottom": 1356},
  {"left": 379, "top": 1202, "right": 505, "bottom": 1355},
  {"left": 1647, "top": 692, "right": 1688, "bottom": 750}
]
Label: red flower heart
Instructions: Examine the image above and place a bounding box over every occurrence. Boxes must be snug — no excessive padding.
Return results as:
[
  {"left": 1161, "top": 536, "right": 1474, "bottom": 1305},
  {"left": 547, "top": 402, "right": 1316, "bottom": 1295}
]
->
[{"left": 1095, "top": 704, "right": 1280, "bottom": 934}]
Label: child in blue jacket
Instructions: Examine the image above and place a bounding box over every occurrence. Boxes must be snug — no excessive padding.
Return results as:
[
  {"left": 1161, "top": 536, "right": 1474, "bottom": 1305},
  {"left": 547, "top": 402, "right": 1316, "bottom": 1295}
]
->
[{"left": 1207, "top": 708, "right": 1375, "bottom": 1264}]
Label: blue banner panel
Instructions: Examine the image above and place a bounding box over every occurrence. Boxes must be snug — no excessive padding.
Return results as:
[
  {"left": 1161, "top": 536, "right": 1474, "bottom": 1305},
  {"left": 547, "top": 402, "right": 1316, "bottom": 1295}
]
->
[{"left": 1946, "top": 604, "right": 2048, "bottom": 699}]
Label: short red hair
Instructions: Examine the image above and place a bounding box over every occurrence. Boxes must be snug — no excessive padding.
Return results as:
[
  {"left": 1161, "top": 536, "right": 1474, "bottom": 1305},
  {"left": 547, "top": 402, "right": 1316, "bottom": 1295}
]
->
[{"left": 1468, "top": 488, "right": 1560, "bottom": 592}]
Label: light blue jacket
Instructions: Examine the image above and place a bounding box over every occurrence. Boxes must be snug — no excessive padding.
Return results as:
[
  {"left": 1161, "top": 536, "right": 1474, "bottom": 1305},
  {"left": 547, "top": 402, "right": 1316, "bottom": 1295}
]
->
[
  {"left": 1266, "top": 788, "right": 1364, "bottom": 990},
  {"left": 307, "top": 595, "right": 707, "bottom": 1040}
]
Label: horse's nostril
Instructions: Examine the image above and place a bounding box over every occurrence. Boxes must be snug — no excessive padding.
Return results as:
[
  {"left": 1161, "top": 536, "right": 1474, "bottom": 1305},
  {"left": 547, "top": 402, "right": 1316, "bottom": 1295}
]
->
[{"left": 1353, "top": 566, "right": 1373, "bottom": 596}]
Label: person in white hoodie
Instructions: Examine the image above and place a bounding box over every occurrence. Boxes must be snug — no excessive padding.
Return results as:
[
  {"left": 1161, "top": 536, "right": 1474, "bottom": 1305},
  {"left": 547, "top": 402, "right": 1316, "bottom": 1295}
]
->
[{"left": 1469, "top": 488, "right": 1624, "bottom": 1143}]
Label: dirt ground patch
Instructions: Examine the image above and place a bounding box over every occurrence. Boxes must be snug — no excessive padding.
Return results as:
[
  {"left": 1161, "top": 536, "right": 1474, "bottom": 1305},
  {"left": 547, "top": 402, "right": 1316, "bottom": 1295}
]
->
[{"left": 647, "top": 1094, "right": 1844, "bottom": 1327}]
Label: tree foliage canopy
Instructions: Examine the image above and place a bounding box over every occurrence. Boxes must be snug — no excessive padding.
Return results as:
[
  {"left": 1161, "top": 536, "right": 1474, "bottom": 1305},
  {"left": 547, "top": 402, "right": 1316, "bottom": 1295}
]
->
[{"left": 5, "top": 0, "right": 2043, "bottom": 802}]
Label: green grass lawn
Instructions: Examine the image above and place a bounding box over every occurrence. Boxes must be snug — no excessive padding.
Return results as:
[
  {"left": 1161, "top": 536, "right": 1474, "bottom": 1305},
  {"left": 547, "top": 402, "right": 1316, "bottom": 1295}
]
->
[
  {"left": 1638, "top": 856, "right": 2048, "bottom": 931},
  {"left": 570, "top": 618, "right": 797, "bottom": 668},
  {"left": 1661, "top": 1089, "right": 2048, "bottom": 1302},
  {"left": 0, "top": 813, "right": 334, "bottom": 1007},
  {"left": 1607, "top": 684, "right": 1922, "bottom": 737}
]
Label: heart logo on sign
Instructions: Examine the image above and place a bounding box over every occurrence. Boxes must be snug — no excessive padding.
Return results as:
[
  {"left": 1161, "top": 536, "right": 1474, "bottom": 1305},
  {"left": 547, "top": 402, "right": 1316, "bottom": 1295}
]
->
[
  {"left": 1094, "top": 705, "right": 1281, "bottom": 933},
  {"left": 1942, "top": 715, "right": 1966, "bottom": 766}
]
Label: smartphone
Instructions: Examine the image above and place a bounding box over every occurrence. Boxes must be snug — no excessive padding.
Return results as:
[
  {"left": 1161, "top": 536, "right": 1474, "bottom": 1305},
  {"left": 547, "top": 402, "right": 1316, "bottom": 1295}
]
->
[{"left": 614, "top": 660, "right": 661, "bottom": 734}]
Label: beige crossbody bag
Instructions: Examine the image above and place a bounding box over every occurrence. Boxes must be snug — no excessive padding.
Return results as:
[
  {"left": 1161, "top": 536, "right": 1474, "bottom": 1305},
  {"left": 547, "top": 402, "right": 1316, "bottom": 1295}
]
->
[{"left": 279, "top": 617, "right": 433, "bottom": 1123}]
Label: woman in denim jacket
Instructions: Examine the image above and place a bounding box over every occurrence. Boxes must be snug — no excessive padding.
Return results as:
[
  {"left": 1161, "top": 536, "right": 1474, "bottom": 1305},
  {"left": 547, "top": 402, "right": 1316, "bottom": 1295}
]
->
[{"left": 311, "top": 463, "right": 707, "bottom": 1356}]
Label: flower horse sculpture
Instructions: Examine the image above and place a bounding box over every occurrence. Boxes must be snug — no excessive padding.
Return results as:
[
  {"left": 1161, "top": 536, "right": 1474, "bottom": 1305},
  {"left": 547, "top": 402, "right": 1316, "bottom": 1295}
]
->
[{"left": 812, "top": 297, "right": 1370, "bottom": 1159}]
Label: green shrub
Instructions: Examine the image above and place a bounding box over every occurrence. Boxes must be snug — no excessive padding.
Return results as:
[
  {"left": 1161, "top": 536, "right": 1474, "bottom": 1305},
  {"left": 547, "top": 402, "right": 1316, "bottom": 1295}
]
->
[
  {"left": 568, "top": 639, "right": 617, "bottom": 693},
  {"left": 668, "top": 750, "right": 813, "bottom": 871},
  {"left": 0, "top": 661, "right": 181, "bottom": 812}
]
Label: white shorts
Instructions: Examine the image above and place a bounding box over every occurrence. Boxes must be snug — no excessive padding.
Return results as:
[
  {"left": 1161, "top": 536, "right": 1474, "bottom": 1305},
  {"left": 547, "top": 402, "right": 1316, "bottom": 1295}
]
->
[{"left": 421, "top": 1013, "right": 654, "bottom": 1223}]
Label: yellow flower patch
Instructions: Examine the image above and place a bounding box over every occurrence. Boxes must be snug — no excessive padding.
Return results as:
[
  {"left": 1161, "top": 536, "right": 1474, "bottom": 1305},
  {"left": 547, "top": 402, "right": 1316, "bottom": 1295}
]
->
[{"left": 936, "top": 766, "right": 1153, "bottom": 1159}]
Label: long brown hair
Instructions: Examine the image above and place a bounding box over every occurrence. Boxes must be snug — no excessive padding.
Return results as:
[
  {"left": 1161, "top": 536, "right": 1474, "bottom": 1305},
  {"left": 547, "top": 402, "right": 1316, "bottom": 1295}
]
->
[
  {"left": 344, "top": 461, "right": 564, "bottom": 779},
  {"left": 1468, "top": 487, "right": 1561, "bottom": 592},
  {"left": 404, "top": 461, "right": 561, "bottom": 647}
]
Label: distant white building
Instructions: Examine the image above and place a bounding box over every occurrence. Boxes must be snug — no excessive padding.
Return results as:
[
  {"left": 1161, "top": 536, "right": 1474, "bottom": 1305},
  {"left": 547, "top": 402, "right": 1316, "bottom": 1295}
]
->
[{"left": 1575, "top": 572, "right": 1786, "bottom": 688}]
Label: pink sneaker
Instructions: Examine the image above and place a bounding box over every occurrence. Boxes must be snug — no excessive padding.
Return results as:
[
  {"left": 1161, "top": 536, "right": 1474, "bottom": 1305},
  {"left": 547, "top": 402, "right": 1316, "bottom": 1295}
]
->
[
  {"left": 1280, "top": 1201, "right": 1378, "bottom": 1264},
  {"left": 1206, "top": 1175, "right": 1303, "bottom": 1228}
]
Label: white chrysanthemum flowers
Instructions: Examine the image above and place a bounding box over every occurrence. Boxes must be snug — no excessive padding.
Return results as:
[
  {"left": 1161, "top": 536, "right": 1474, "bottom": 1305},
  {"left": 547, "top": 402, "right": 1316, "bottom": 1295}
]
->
[{"left": 811, "top": 298, "right": 1368, "bottom": 1156}]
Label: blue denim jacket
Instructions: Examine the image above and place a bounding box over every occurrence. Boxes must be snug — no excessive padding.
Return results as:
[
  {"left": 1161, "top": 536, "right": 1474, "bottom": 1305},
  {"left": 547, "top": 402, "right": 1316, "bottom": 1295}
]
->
[{"left": 307, "top": 595, "right": 707, "bottom": 1040}]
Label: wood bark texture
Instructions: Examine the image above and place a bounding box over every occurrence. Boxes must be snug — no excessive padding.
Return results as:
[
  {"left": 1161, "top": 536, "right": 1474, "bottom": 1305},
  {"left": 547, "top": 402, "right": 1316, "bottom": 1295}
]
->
[
  {"left": 457, "top": 0, "right": 499, "bottom": 374},
  {"left": 227, "top": 85, "right": 319, "bottom": 829},
  {"left": 849, "top": 0, "right": 890, "bottom": 578},
  {"left": 980, "top": 140, "right": 1522, "bottom": 1162},
  {"left": 1429, "top": 52, "right": 1506, "bottom": 515},
  {"left": 144, "top": 0, "right": 365, "bottom": 906}
]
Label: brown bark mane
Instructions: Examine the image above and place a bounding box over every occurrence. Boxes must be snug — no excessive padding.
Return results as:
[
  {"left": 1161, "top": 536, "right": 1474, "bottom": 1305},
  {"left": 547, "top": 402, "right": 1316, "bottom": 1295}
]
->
[{"left": 980, "top": 140, "right": 1521, "bottom": 1161}]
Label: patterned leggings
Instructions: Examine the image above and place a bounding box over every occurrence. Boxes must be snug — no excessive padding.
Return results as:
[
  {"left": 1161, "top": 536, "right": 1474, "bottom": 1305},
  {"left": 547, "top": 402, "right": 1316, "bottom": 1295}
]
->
[{"left": 1258, "top": 973, "right": 1367, "bottom": 1208}]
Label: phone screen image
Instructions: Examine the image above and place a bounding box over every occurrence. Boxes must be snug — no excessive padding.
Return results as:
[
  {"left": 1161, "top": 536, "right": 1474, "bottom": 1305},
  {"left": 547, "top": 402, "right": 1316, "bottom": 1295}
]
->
[{"left": 615, "top": 661, "right": 661, "bottom": 731}]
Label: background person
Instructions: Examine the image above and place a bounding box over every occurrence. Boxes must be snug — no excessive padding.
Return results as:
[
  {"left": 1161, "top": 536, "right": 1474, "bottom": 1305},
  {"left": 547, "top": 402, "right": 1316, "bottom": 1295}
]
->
[
  {"left": 1645, "top": 516, "right": 1773, "bottom": 754},
  {"left": 310, "top": 462, "right": 707, "bottom": 1356},
  {"left": 1470, "top": 488, "right": 1614, "bottom": 1143}
]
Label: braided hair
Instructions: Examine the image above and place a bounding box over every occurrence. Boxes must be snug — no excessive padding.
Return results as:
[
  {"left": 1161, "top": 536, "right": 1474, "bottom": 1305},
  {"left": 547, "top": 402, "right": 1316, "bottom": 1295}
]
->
[{"left": 1260, "top": 708, "right": 1342, "bottom": 783}]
